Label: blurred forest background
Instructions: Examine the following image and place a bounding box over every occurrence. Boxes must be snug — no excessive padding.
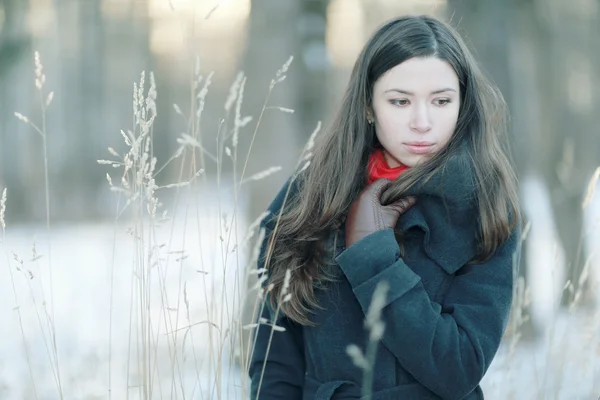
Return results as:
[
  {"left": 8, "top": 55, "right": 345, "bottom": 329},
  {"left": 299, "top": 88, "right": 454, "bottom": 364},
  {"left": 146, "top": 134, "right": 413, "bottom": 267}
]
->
[{"left": 0, "top": 0, "right": 599, "bottom": 399}]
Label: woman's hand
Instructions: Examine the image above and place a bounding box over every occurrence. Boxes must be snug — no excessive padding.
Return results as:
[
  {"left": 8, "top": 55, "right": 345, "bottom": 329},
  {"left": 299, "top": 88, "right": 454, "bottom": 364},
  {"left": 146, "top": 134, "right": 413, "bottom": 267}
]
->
[{"left": 345, "top": 179, "right": 416, "bottom": 247}]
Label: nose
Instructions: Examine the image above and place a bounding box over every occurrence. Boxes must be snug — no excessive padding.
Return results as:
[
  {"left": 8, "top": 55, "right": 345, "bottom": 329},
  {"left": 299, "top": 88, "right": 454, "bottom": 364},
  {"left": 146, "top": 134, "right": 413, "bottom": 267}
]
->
[{"left": 409, "top": 104, "right": 432, "bottom": 133}]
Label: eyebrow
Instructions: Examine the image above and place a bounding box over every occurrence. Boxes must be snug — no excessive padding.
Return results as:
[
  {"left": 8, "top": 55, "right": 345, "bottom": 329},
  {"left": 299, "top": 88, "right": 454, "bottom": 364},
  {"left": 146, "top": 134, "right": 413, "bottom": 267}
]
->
[{"left": 384, "top": 88, "right": 457, "bottom": 95}]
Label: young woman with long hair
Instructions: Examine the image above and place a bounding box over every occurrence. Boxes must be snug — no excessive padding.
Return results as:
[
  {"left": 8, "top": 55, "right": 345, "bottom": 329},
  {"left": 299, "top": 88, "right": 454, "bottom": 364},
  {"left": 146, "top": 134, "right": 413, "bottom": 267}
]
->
[{"left": 249, "top": 14, "right": 521, "bottom": 400}]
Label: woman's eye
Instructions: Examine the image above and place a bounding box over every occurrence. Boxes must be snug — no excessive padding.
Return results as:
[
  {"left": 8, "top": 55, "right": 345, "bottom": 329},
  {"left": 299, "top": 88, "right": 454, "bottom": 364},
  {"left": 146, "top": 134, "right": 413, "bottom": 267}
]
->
[
  {"left": 391, "top": 99, "right": 409, "bottom": 107},
  {"left": 434, "top": 98, "right": 451, "bottom": 106}
]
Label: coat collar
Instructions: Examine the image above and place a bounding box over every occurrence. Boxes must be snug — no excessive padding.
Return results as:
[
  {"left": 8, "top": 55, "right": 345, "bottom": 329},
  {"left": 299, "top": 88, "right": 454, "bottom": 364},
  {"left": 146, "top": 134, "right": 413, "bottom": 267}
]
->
[{"left": 397, "top": 145, "right": 480, "bottom": 274}]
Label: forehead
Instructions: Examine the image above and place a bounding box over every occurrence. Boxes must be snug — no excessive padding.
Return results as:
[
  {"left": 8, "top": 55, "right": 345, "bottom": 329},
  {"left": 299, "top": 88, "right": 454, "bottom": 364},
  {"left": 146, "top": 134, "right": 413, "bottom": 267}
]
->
[{"left": 374, "top": 57, "right": 459, "bottom": 92}]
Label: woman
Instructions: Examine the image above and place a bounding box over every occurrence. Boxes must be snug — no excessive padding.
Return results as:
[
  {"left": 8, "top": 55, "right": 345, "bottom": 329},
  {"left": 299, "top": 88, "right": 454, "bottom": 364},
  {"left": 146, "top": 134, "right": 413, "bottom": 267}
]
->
[{"left": 249, "top": 14, "right": 521, "bottom": 400}]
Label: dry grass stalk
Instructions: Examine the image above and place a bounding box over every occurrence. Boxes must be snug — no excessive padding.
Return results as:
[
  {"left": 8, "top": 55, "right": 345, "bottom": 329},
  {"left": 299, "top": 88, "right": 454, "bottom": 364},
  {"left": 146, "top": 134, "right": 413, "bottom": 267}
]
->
[
  {"left": 0, "top": 188, "right": 6, "bottom": 232},
  {"left": 582, "top": 166, "right": 599, "bottom": 209},
  {"left": 344, "top": 280, "right": 389, "bottom": 400}
]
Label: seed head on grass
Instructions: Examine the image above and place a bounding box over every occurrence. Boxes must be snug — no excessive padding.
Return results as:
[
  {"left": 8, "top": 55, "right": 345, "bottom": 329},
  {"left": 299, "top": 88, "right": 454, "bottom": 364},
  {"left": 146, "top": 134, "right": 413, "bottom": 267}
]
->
[
  {"left": 31, "top": 240, "right": 43, "bottom": 263},
  {"left": 225, "top": 71, "right": 245, "bottom": 112},
  {"left": 14, "top": 112, "right": 29, "bottom": 123},
  {"left": 34, "top": 51, "right": 46, "bottom": 90},
  {"left": 305, "top": 121, "right": 321, "bottom": 155},
  {"left": 101, "top": 70, "right": 165, "bottom": 220},
  {"left": 346, "top": 344, "right": 369, "bottom": 370},
  {"left": 345, "top": 280, "right": 389, "bottom": 399},
  {"left": 242, "top": 166, "right": 282, "bottom": 185},
  {"left": 296, "top": 121, "right": 322, "bottom": 175},
  {"left": 232, "top": 75, "right": 251, "bottom": 149},
  {"left": 14, "top": 112, "right": 44, "bottom": 137},
  {"left": 281, "top": 269, "right": 291, "bottom": 296},
  {"left": 243, "top": 212, "right": 269, "bottom": 246},
  {"left": 275, "top": 56, "right": 293, "bottom": 79},
  {"left": 270, "top": 56, "right": 294, "bottom": 89},
  {"left": 299, "top": 161, "right": 311, "bottom": 173},
  {"left": 46, "top": 91, "right": 54, "bottom": 107},
  {"left": 196, "top": 71, "right": 214, "bottom": 118},
  {"left": 146, "top": 72, "right": 157, "bottom": 120},
  {"left": 13, "top": 251, "right": 24, "bottom": 270},
  {"left": 365, "top": 281, "right": 388, "bottom": 341},
  {"left": 266, "top": 107, "right": 294, "bottom": 114}
]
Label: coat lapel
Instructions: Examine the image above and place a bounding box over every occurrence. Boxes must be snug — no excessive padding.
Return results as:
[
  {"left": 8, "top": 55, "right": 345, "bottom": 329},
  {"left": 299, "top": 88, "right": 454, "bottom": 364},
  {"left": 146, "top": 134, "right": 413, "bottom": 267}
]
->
[
  {"left": 397, "top": 147, "right": 480, "bottom": 275},
  {"left": 397, "top": 202, "right": 478, "bottom": 275}
]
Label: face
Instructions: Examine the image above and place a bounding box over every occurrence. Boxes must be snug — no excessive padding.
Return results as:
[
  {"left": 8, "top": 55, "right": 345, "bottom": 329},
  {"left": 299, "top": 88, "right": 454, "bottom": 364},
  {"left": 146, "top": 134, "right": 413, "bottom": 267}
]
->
[{"left": 370, "top": 56, "right": 460, "bottom": 168}]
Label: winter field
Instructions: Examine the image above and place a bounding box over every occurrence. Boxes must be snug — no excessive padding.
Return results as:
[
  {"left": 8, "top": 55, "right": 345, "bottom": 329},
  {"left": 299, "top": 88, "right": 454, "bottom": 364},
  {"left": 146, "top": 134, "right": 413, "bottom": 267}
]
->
[{"left": 0, "top": 174, "right": 599, "bottom": 400}]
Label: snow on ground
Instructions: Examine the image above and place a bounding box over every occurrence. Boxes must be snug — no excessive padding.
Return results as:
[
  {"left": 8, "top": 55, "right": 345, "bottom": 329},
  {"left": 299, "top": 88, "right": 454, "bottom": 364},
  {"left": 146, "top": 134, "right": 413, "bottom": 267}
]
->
[
  {"left": 0, "top": 174, "right": 598, "bottom": 399},
  {"left": 482, "top": 307, "right": 600, "bottom": 399},
  {"left": 0, "top": 179, "right": 252, "bottom": 399},
  {"left": 481, "top": 173, "right": 600, "bottom": 399}
]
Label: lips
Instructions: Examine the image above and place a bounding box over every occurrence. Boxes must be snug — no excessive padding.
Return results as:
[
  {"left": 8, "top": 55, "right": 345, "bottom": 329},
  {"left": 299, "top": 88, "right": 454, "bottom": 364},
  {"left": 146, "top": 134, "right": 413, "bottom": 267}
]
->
[{"left": 404, "top": 142, "right": 435, "bottom": 154}]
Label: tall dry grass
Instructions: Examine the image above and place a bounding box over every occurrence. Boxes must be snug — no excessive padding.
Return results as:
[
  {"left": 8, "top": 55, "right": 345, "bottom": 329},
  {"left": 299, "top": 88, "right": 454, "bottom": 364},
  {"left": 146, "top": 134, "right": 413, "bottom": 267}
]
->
[
  {"left": 10, "top": 50, "right": 62, "bottom": 399},
  {"left": 4, "top": 50, "right": 303, "bottom": 399}
]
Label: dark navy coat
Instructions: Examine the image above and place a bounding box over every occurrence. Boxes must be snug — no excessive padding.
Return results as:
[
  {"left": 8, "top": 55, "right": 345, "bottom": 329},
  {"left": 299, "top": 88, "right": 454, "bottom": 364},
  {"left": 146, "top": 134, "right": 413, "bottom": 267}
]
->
[{"left": 249, "top": 155, "right": 521, "bottom": 399}]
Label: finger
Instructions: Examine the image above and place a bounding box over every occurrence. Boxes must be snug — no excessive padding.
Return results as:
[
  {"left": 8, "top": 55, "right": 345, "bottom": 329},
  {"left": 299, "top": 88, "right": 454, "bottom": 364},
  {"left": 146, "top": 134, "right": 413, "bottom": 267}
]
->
[
  {"left": 390, "top": 197, "right": 416, "bottom": 212},
  {"left": 370, "top": 178, "right": 392, "bottom": 190},
  {"left": 368, "top": 179, "right": 392, "bottom": 197}
]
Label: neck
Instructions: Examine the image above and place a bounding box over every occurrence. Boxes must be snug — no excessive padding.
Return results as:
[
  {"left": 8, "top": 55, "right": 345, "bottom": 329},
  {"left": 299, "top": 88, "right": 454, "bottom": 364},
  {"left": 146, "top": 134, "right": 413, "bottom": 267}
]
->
[{"left": 382, "top": 150, "right": 400, "bottom": 168}]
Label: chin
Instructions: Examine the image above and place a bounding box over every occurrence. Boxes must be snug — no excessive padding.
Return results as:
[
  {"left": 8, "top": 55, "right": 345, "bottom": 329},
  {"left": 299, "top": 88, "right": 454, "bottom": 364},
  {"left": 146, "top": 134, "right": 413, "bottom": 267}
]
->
[
  {"left": 387, "top": 149, "right": 428, "bottom": 168},
  {"left": 396, "top": 154, "right": 423, "bottom": 168},
  {"left": 409, "top": 153, "right": 435, "bottom": 167}
]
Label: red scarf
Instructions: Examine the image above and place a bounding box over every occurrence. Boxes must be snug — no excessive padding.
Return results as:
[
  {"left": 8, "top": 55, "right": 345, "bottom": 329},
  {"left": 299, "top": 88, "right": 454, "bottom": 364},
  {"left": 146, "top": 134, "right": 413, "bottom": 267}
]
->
[{"left": 367, "top": 148, "right": 409, "bottom": 185}]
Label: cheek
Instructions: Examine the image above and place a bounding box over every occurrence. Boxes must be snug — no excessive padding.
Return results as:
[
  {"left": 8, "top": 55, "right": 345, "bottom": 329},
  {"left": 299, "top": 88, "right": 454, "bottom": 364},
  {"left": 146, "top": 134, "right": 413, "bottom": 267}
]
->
[
  {"left": 375, "top": 120, "right": 402, "bottom": 145},
  {"left": 437, "top": 110, "right": 459, "bottom": 141},
  {"left": 375, "top": 108, "right": 405, "bottom": 136}
]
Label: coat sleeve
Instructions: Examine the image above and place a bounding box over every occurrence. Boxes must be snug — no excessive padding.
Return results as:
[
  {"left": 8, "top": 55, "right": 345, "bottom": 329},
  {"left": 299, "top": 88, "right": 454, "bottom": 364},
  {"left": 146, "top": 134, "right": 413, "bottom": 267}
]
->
[
  {"left": 335, "top": 224, "right": 521, "bottom": 400},
  {"left": 249, "top": 306, "right": 305, "bottom": 399},
  {"left": 248, "top": 177, "right": 305, "bottom": 399}
]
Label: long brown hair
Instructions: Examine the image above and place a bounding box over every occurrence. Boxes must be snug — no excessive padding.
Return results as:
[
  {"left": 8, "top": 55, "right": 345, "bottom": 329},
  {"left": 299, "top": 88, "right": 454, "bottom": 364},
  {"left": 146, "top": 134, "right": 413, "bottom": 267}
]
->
[{"left": 264, "top": 15, "right": 521, "bottom": 326}]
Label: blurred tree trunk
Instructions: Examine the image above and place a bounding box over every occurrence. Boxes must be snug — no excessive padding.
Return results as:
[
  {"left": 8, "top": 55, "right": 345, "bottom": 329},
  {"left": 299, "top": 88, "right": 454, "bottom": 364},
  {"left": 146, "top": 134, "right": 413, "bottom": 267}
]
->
[
  {"left": 295, "top": 0, "right": 330, "bottom": 141},
  {"left": 0, "top": 0, "right": 31, "bottom": 220},
  {"left": 236, "top": 0, "right": 302, "bottom": 377},
  {"left": 532, "top": 0, "right": 598, "bottom": 307},
  {"left": 447, "top": 0, "right": 526, "bottom": 172},
  {"left": 507, "top": 0, "right": 552, "bottom": 337},
  {"left": 0, "top": 0, "right": 31, "bottom": 62},
  {"left": 51, "top": 0, "right": 106, "bottom": 219},
  {"left": 77, "top": 0, "right": 106, "bottom": 217},
  {"left": 237, "top": 0, "right": 330, "bottom": 378},
  {"left": 238, "top": 0, "right": 331, "bottom": 221},
  {"left": 238, "top": 3, "right": 301, "bottom": 222}
]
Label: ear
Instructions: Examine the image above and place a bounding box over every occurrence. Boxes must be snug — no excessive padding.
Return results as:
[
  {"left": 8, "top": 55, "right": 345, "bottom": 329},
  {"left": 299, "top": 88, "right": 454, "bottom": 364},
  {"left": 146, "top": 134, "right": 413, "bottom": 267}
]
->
[{"left": 366, "top": 107, "right": 374, "bottom": 123}]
